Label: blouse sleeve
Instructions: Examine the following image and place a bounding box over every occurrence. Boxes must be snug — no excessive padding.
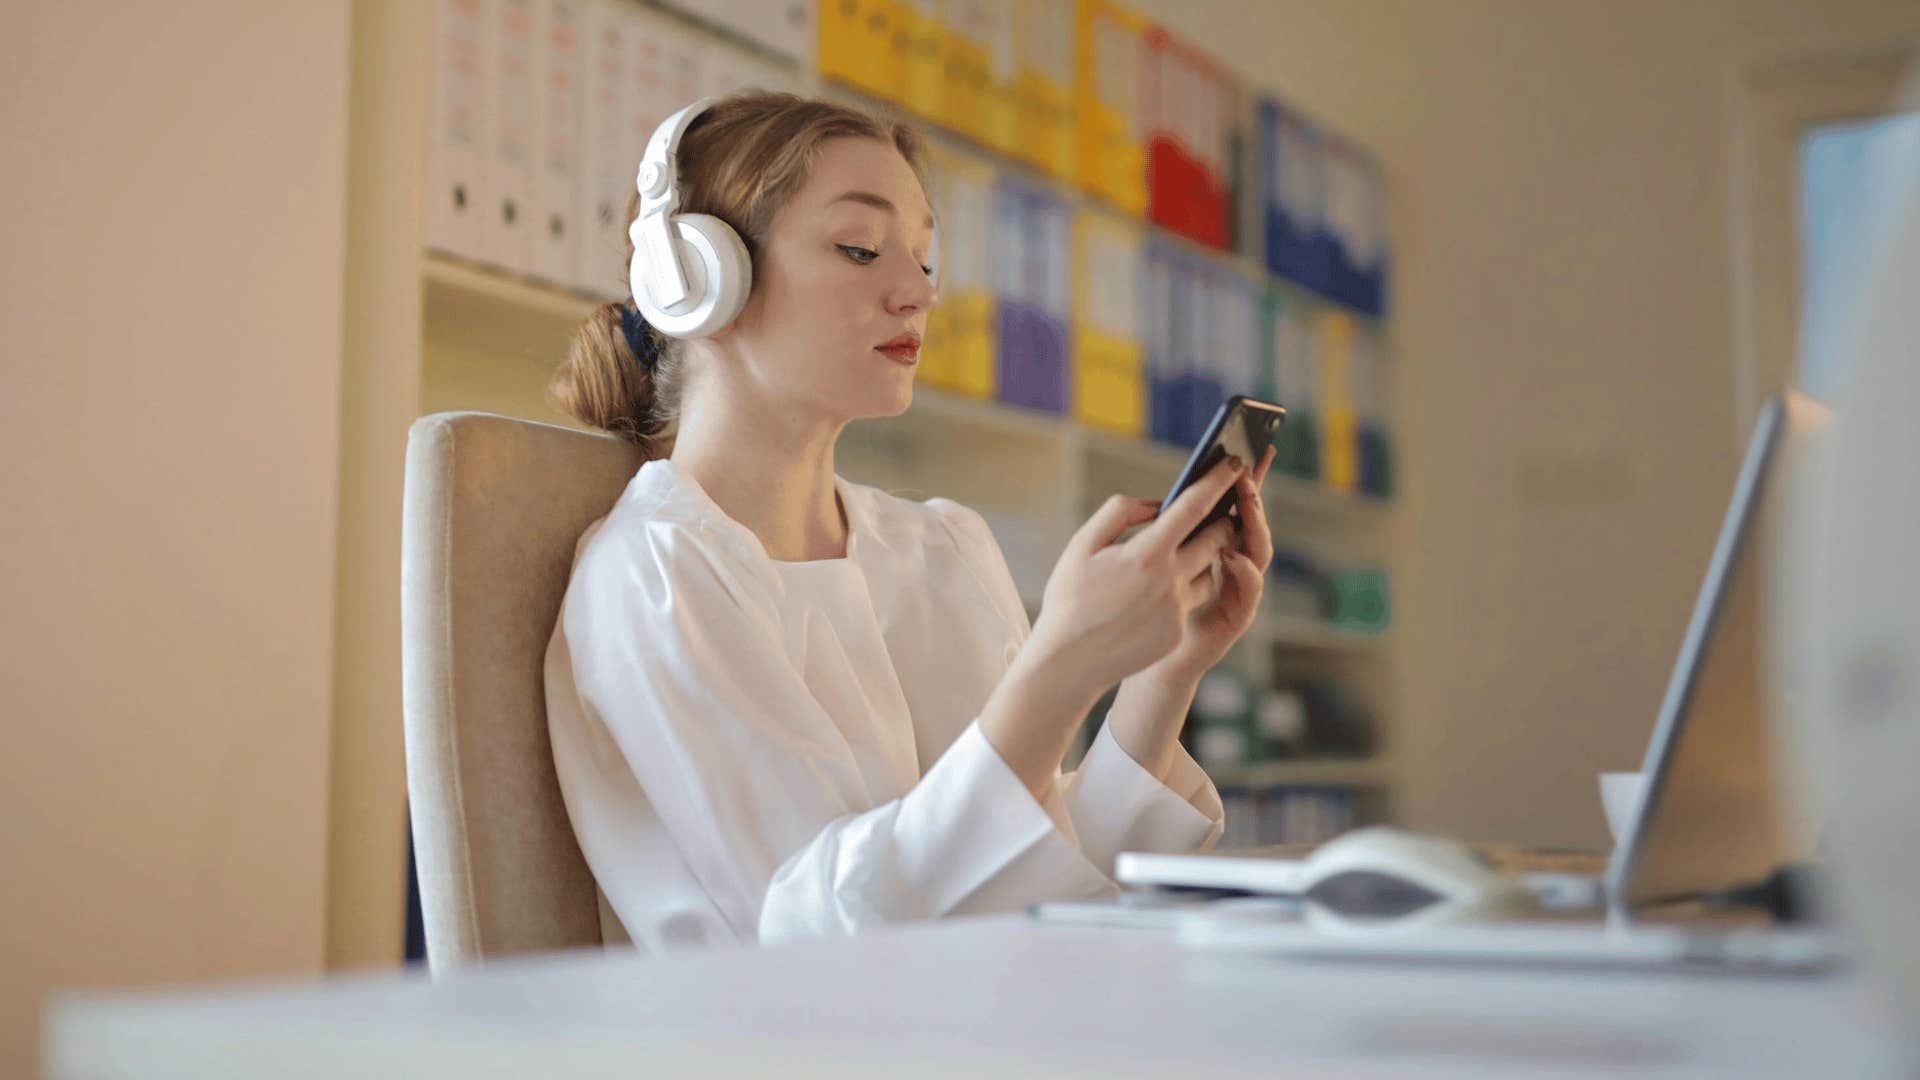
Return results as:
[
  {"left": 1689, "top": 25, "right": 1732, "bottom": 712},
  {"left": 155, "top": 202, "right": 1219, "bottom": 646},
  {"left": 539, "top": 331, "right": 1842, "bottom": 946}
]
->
[
  {"left": 926, "top": 498, "right": 1226, "bottom": 874},
  {"left": 551, "top": 517, "right": 1118, "bottom": 946}
]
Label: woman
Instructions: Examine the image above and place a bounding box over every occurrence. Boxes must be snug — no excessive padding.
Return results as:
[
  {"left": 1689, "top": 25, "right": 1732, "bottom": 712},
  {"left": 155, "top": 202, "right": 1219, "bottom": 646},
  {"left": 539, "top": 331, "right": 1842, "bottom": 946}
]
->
[{"left": 544, "top": 91, "right": 1276, "bottom": 952}]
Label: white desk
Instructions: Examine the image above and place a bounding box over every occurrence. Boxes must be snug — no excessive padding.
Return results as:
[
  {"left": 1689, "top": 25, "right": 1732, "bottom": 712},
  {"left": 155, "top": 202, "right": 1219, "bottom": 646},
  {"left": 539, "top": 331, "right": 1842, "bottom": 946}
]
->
[{"left": 46, "top": 914, "right": 1917, "bottom": 1078}]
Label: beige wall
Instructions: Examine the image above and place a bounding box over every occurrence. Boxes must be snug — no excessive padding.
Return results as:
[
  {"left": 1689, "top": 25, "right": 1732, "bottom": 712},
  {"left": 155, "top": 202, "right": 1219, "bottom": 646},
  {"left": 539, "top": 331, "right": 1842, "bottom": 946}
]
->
[
  {"left": 1128, "top": 0, "right": 1920, "bottom": 847},
  {"left": 5, "top": 2, "right": 1918, "bottom": 1069},
  {"left": 0, "top": 2, "right": 351, "bottom": 1074}
]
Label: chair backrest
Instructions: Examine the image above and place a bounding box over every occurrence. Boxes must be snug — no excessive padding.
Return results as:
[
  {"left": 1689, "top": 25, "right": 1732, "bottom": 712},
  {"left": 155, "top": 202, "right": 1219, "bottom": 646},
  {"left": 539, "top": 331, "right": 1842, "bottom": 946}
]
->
[{"left": 400, "top": 411, "right": 645, "bottom": 971}]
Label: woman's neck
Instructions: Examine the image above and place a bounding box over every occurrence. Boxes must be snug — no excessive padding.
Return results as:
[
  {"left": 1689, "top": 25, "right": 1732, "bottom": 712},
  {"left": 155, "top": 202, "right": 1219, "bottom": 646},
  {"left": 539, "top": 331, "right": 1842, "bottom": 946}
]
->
[{"left": 669, "top": 399, "right": 851, "bottom": 563}]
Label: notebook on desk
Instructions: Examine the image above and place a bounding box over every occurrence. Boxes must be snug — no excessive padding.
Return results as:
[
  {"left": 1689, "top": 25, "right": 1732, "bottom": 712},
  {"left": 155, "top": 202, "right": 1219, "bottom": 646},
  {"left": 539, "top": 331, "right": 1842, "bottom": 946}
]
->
[{"left": 1101, "top": 392, "right": 1841, "bottom": 971}]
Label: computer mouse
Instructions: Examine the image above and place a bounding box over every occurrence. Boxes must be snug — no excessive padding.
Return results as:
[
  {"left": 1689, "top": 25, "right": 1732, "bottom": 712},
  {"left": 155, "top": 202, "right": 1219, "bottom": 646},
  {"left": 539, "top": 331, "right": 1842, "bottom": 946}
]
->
[{"left": 1297, "top": 826, "right": 1538, "bottom": 932}]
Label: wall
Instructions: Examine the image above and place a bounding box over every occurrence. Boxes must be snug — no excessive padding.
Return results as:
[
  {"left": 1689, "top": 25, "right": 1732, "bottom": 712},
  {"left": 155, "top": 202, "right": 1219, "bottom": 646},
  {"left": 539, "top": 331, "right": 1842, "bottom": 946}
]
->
[
  {"left": 0, "top": 2, "right": 352, "bottom": 1073},
  {"left": 4, "top": 7, "right": 1917, "bottom": 1068},
  {"left": 1127, "top": 0, "right": 1920, "bottom": 847}
]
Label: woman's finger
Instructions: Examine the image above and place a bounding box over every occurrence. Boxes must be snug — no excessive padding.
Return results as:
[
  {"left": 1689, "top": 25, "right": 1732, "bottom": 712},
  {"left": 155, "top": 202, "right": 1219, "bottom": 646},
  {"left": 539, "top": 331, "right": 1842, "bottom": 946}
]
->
[
  {"left": 1237, "top": 472, "right": 1274, "bottom": 571},
  {"left": 1144, "top": 455, "right": 1243, "bottom": 556},
  {"left": 1073, "top": 493, "right": 1161, "bottom": 555},
  {"left": 1174, "top": 515, "right": 1239, "bottom": 580}
]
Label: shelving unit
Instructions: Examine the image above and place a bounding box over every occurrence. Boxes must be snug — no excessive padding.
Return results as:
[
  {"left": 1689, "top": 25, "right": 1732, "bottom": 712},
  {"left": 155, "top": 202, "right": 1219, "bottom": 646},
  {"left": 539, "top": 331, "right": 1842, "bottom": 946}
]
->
[
  {"left": 336, "top": 0, "right": 1405, "bottom": 962},
  {"left": 1207, "top": 757, "right": 1392, "bottom": 789},
  {"left": 412, "top": 0, "right": 1402, "bottom": 800}
]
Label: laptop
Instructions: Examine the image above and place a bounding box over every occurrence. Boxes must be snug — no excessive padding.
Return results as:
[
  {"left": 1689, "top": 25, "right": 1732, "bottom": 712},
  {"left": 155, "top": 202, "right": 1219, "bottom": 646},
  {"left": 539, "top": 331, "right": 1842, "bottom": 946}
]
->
[{"left": 1105, "top": 391, "right": 1839, "bottom": 970}]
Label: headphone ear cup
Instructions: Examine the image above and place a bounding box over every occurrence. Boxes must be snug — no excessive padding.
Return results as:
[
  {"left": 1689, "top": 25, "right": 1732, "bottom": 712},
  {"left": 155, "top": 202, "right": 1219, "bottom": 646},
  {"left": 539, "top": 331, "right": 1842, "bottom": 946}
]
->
[{"left": 633, "top": 213, "right": 751, "bottom": 341}]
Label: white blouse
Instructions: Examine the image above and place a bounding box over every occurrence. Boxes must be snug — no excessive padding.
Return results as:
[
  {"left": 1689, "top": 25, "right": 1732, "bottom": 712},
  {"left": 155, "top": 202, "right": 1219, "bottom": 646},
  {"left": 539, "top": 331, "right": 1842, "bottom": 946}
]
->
[{"left": 544, "top": 457, "right": 1224, "bottom": 953}]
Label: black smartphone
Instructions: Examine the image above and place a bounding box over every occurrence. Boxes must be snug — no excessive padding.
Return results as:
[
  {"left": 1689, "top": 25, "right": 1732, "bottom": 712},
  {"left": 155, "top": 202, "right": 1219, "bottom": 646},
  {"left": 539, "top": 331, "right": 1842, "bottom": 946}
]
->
[{"left": 1160, "top": 395, "right": 1287, "bottom": 543}]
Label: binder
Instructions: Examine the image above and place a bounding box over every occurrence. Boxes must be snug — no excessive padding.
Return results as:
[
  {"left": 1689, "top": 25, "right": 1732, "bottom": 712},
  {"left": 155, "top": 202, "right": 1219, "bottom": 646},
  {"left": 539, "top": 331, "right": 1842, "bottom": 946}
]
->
[
  {"left": 1259, "top": 98, "right": 1327, "bottom": 295},
  {"left": 941, "top": 0, "right": 998, "bottom": 149},
  {"left": 947, "top": 151, "right": 999, "bottom": 399},
  {"left": 918, "top": 143, "right": 998, "bottom": 399},
  {"left": 994, "top": 177, "right": 1069, "bottom": 414},
  {"left": 1143, "top": 28, "right": 1231, "bottom": 249},
  {"left": 655, "top": 11, "right": 705, "bottom": 109},
  {"left": 1188, "top": 259, "right": 1223, "bottom": 442},
  {"left": 1070, "top": 209, "right": 1144, "bottom": 434},
  {"left": 899, "top": 0, "right": 948, "bottom": 126},
  {"left": 481, "top": 0, "right": 539, "bottom": 277},
  {"left": 818, "top": 0, "right": 905, "bottom": 101},
  {"left": 1011, "top": 0, "right": 1074, "bottom": 181},
  {"left": 1166, "top": 248, "right": 1203, "bottom": 446},
  {"left": 698, "top": 33, "right": 787, "bottom": 98},
  {"left": 1031, "top": 184, "right": 1074, "bottom": 416},
  {"left": 1172, "top": 251, "right": 1210, "bottom": 445},
  {"left": 980, "top": 0, "right": 1020, "bottom": 157},
  {"left": 1219, "top": 268, "right": 1259, "bottom": 404},
  {"left": 656, "top": 0, "right": 813, "bottom": 62},
  {"left": 1264, "top": 287, "right": 1319, "bottom": 481},
  {"left": 1354, "top": 150, "right": 1390, "bottom": 317},
  {"left": 1321, "top": 133, "right": 1364, "bottom": 311},
  {"left": 426, "top": 0, "right": 491, "bottom": 264},
  {"left": 574, "top": 0, "right": 632, "bottom": 299},
  {"left": 530, "top": 0, "right": 586, "bottom": 290},
  {"left": 1317, "top": 309, "right": 1357, "bottom": 491},
  {"left": 992, "top": 177, "right": 1030, "bottom": 405},
  {"left": 1143, "top": 237, "right": 1179, "bottom": 445},
  {"left": 941, "top": 0, "right": 979, "bottom": 138},
  {"left": 1074, "top": 0, "right": 1146, "bottom": 216},
  {"left": 1355, "top": 326, "right": 1393, "bottom": 495}
]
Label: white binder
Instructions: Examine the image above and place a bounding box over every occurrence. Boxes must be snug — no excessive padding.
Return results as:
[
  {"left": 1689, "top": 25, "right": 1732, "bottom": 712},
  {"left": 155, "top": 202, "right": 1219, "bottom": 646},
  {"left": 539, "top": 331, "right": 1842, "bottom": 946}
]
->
[
  {"left": 657, "top": 0, "right": 813, "bottom": 63},
  {"left": 425, "top": 0, "right": 490, "bottom": 263},
  {"left": 481, "top": 0, "right": 538, "bottom": 276},
  {"left": 530, "top": 0, "right": 586, "bottom": 289},
  {"left": 574, "top": 0, "right": 632, "bottom": 299},
  {"left": 649, "top": 9, "right": 703, "bottom": 112},
  {"left": 702, "top": 34, "right": 797, "bottom": 97}
]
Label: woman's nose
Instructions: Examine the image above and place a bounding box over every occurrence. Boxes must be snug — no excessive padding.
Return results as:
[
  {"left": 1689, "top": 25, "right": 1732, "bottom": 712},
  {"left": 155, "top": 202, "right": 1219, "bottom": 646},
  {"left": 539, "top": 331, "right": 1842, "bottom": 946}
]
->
[{"left": 888, "top": 263, "right": 937, "bottom": 315}]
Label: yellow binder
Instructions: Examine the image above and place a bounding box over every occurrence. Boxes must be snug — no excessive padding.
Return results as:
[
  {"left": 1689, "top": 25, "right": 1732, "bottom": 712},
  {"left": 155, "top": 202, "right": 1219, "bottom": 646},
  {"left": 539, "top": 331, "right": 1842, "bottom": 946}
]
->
[
  {"left": 819, "top": 0, "right": 906, "bottom": 102},
  {"left": 1073, "top": 0, "right": 1146, "bottom": 216},
  {"left": 1317, "top": 310, "right": 1358, "bottom": 491},
  {"left": 1013, "top": 0, "right": 1075, "bottom": 181},
  {"left": 920, "top": 142, "right": 999, "bottom": 400},
  {"left": 1071, "top": 209, "right": 1145, "bottom": 434}
]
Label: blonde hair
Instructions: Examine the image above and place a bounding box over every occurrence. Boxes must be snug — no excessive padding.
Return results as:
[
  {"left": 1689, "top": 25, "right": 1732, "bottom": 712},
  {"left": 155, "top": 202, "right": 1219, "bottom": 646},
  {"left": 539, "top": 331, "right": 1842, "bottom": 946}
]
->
[{"left": 550, "top": 91, "right": 929, "bottom": 454}]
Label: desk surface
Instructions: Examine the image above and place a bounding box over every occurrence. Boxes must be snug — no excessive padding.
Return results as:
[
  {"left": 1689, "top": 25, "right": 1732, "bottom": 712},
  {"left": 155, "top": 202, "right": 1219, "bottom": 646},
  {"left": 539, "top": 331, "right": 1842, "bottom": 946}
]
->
[{"left": 46, "top": 914, "right": 1917, "bottom": 1078}]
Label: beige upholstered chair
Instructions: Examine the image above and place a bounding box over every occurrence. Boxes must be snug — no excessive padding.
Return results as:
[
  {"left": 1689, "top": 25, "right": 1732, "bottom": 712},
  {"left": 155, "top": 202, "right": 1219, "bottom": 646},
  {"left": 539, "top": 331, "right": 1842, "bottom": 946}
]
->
[{"left": 400, "top": 411, "right": 645, "bottom": 971}]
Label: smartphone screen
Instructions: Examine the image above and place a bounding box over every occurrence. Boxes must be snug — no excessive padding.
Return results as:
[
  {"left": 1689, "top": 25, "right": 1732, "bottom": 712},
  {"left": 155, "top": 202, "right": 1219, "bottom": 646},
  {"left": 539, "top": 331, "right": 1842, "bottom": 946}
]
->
[{"left": 1161, "top": 396, "right": 1287, "bottom": 543}]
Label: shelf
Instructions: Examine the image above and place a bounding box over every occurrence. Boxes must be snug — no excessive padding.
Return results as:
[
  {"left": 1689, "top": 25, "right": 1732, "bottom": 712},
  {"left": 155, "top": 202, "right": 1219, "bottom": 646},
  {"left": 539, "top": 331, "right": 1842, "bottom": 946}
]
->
[
  {"left": 422, "top": 251, "right": 1391, "bottom": 527},
  {"left": 821, "top": 79, "right": 1389, "bottom": 328},
  {"left": 1205, "top": 758, "right": 1392, "bottom": 789},
  {"left": 1254, "top": 612, "right": 1389, "bottom": 654},
  {"left": 421, "top": 252, "right": 602, "bottom": 368}
]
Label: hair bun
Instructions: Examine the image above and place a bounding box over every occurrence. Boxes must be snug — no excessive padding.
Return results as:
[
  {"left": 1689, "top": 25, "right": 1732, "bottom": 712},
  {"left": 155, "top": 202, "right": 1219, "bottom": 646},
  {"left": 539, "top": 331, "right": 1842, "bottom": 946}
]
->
[{"left": 618, "top": 304, "right": 659, "bottom": 369}]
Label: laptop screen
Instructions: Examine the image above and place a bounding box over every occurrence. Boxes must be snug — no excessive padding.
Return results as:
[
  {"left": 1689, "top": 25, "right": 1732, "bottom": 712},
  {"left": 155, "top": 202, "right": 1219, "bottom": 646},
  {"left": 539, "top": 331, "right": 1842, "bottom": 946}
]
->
[{"left": 1605, "top": 391, "right": 1831, "bottom": 912}]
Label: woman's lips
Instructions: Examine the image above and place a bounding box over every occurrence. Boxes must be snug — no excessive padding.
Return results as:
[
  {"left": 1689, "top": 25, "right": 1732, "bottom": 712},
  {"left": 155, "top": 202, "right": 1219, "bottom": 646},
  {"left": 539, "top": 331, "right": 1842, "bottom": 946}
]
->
[{"left": 876, "top": 345, "right": 918, "bottom": 364}]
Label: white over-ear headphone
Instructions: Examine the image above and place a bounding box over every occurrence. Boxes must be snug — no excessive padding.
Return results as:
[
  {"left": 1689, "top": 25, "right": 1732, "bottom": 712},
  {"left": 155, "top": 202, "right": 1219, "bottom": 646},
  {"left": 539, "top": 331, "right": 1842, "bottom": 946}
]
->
[{"left": 628, "top": 98, "right": 752, "bottom": 340}]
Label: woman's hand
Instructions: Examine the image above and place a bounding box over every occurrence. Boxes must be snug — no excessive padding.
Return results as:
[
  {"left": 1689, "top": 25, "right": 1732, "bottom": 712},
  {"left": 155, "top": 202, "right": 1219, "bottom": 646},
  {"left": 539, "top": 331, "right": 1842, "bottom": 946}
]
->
[
  {"left": 1027, "top": 452, "right": 1253, "bottom": 702},
  {"left": 1142, "top": 445, "right": 1278, "bottom": 685}
]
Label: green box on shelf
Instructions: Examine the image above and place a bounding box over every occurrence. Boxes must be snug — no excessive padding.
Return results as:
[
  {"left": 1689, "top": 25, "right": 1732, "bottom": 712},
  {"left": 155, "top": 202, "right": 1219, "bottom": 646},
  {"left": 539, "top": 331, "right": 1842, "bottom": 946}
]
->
[{"left": 1326, "top": 569, "right": 1389, "bottom": 633}]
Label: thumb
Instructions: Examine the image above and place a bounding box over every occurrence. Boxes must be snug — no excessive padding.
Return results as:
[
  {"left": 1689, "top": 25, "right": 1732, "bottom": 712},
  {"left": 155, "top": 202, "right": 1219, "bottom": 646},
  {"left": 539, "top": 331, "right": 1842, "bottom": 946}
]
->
[{"left": 1075, "top": 494, "right": 1161, "bottom": 554}]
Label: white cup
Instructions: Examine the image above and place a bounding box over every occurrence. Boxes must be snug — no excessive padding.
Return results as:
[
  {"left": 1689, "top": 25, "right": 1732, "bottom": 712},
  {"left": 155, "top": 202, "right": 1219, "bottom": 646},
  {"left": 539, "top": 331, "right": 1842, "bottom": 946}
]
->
[{"left": 1599, "top": 772, "right": 1645, "bottom": 845}]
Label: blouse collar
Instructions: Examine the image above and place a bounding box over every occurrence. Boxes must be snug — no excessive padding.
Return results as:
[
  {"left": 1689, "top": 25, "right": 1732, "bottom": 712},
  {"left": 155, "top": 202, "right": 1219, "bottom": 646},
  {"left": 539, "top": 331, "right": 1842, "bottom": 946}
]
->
[{"left": 639, "top": 457, "right": 866, "bottom": 569}]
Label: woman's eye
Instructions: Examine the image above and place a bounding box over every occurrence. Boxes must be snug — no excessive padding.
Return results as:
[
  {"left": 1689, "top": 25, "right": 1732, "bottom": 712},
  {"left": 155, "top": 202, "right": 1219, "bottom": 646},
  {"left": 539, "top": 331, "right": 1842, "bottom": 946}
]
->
[{"left": 837, "top": 244, "right": 878, "bottom": 265}]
